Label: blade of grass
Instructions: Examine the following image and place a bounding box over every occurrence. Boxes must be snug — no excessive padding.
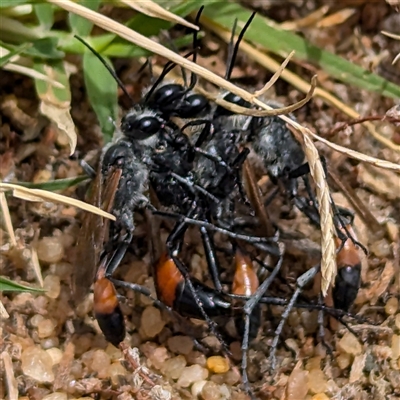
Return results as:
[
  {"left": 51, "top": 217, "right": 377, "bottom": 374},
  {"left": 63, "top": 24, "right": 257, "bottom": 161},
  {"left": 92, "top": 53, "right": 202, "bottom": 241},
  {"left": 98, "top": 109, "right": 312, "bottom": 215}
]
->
[
  {"left": 82, "top": 44, "right": 119, "bottom": 142},
  {"left": 120, "top": 0, "right": 199, "bottom": 30},
  {"left": 0, "top": 276, "right": 46, "bottom": 293},
  {"left": 69, "top": 0, "right": 101, "bottom": 36},
  {"left": 201, "top": 3, "right": 400, "bottom": 100},
  {"left": 104, "top": 0, "right": 214, "bottom": 54},
  {"left": 0, "top": 42, "right": 31, "bottom": 67},
  {"left": 16, "top": 176, "right": 89, "bottom": 191},
  {"left": 34, "top": 3, "right": 55, "bottom": 31}
]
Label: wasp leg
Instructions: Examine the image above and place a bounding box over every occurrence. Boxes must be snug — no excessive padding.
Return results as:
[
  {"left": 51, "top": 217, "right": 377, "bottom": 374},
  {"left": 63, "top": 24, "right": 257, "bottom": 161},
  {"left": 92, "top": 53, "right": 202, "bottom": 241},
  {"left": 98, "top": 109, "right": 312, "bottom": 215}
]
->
[
  {"left": 269, "top": 263, "right": 320, "bottom": 368},
  {"left": 240, "top": 242, "right": 284, "bottom": 393}
]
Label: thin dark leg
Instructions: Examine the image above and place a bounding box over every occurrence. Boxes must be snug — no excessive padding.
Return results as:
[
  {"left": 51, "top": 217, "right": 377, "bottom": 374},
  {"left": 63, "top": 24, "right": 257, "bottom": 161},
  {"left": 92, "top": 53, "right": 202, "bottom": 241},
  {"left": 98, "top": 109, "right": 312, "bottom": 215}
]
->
[
  {"left": 269, "top": 264, "right": 320, "bottom": 368},
  {"left": 200, "top": 227, "right": 223, "bottom": 292},
  {"left": 240, "top": 242, "right": 285, "bottom": 395},
  {"left": 80, "top": 160, "right": 96, "bottom": 178},
  {"left": 166, "top": 232, "right": 231, "bottom": 356},
  {"left": 152, "top": 210, "right": 280, "bottom": 254}
]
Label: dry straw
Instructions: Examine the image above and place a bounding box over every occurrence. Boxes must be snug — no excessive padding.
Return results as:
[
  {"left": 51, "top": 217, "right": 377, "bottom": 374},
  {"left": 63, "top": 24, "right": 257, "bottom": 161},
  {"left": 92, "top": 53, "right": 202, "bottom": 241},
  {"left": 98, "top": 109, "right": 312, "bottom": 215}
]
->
[{"left": 0, "top": 183, "right": 115, "bottom": 221}]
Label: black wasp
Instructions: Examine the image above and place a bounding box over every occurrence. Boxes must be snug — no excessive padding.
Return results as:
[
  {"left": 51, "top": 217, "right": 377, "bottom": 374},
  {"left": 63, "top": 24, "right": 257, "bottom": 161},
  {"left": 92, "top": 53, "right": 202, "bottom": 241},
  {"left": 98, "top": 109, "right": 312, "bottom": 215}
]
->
[{"left": 72, "top": 8, "right": 212, "bottom": 346}]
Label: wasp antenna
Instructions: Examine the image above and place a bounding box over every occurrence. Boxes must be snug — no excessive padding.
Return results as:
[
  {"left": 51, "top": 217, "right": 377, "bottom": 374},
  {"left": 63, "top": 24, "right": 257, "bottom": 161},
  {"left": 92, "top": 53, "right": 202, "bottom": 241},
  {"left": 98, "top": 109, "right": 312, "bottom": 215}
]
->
[
  {"left": 75, "top": 35, "right": 134, "bottom": 103},
  {"left": 224, "top": 12, "right": 256, "bottom": 80},
  {"left": 188, "top": 6, "right": 205, "bottom": 90},
  {"left": 144, "top": 49, "right": 197, "bottom": 104}
]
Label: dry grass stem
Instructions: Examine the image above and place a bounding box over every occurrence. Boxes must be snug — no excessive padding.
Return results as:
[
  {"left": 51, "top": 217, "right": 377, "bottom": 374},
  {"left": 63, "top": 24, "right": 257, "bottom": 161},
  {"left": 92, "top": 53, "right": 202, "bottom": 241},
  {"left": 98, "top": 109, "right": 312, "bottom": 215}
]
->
[
  {"left": 3, "top": 63, "right": 65, "bottom": 88},
  {"left": 306, "top": 130, "right": 400, "bottom": 171},
  {"left": 279, "top": 6, "right": 330, "bottom": 30},
  {"left": 290, "top": 126, "right": 336, "bottom": 295},
  {"left": 119, "top": 0, "right": 198, "bottom": 31},
  {"left": 253, "top": 50, "right": 295, "bottom": 98},
  {"left": 202, "top": 16, "right": 400, "bottom": 153},
  {"left": 0, "top": 299, "right": 9, "bottom": 319},
  {"left": 0, "top": 183, "right": 116, "bottom": 220},
  {"left": 0, "top": 192, "right": 17, "bottom": 247},
  {"left": 30, "top": 247, "right": 44, "bottom": 288},
  {"left": 1, "top": 351, "right": 18, "bottom": 400},
  {"left": 196, "top": 75, "right": 316, "bottom": 117}
]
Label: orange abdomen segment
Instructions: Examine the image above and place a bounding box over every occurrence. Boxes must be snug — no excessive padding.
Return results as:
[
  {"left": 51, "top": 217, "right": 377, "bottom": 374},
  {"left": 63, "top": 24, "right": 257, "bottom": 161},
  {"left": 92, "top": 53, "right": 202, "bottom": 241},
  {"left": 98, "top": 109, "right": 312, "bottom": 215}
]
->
[
  {"left": 335, "top": 225, "right": 361, "bottom": 268},
  {"left": 232, "top": 251, "right": 259, "bottom": 296},
  {"left": 93, "top": 277, "right": 119, "bottom": 314},
  {"left": 154, "top": 253, "right": 184, "bottom": 307}
]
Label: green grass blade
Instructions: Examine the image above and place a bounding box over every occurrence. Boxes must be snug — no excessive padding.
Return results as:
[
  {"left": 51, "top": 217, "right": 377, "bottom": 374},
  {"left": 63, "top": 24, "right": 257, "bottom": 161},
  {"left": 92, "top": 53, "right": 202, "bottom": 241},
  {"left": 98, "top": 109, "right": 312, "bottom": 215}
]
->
[
  {"left": 34, "top": 3, "right": 54, "bottom": 30},
  {"left": 25, "top": 37, "right": 64, "bottom": 59},
  {"left": 83, "top": 48, "right": 118, "bottom": 143},
  {"left": 0, "top": 42, "right": 32, "bottom": 67},
  {"left": 69, "top": 0, "right": 101, "bottom": 37},
  {"left": 202, "top": 3, "right": 400, "bottom": 100},
  {"left": 0, "top": 1, "right": 28, "bottom": 9},
  {"left": 104, "top": 0, "right": 213, "bottom": 55},
  {"left": 0, "top": 276, "right": 46, "bottom": 293},
  {"left": 16, "top": 176, "right": 89, "bottom": 191}
]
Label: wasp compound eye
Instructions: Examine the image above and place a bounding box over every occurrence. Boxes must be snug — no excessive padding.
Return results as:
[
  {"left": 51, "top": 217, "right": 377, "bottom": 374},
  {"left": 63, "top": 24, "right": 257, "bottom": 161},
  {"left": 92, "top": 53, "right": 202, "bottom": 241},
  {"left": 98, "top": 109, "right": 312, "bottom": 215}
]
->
[
  {"left": 214, "top": 92, "right": 252, "bottom": 118},
  {"left": 121, "top": 115, "right": 162, "bottom": 139}
]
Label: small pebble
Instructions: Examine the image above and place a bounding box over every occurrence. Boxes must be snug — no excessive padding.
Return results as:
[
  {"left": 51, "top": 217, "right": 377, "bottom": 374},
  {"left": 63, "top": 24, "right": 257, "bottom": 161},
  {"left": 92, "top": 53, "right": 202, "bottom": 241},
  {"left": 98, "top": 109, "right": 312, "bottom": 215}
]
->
[
  {"left": 206, "top": 356, "right": 230, "bottom": 374},
  {"left": 41, "top": 337, "right": 59, "bottom": 350},
  {"left": 306, "top": 357, "right": 322, "bottom": 371},
  {"left": 177, "top": 364, "right": 209, "bottom": 387},
  {"left": 90, "top": 349, "right": 111, "bottom": 376},
  {"left": 370, "top": 238, "right": 391, "bottom": 258},
  {"left": 105, "top": 343, "right": 122, "bottom": 361},
  {"left": 394, "top": 313, "right": 400, "bottom": 330},
  {"left": 229, "top": 341, "right": 242, "bottom": 361},
  {"left": 141, "top": 306, "right": 165, "bottom": 338},
  {"left": 149, "top": 346, "right": 169, "bottom": 370},
  {"left": 161, "top": 355, "right": 187, "bottom": 380},
  {"left": 349, "top": 354, "right": 366, "bottom": 383},
  {"left": 107, "top": 362, "right": 127, "bottom": 386},
  {"left": 42, "top": 394, "right": 67, "bottom": 400},
  {"left": 46, "top": 348, "right": 63, "bottom": 366},
  {"left": 222, "top": 370, "right": 241, "bottom": 385},
  {"left": 311, "top": 394, "right": 330, "bottom": 400},
  {"left": 21, "top": 346, "right": 55, "bottom": 383},
  {"left": 186, "top": 351, "right": 207, "bottom": 367},
  {"left": 30, "top": 314, "right": 45, "bottom": 327},
  {"left": 192, "top": 380, "right": 208, "bottom": 397},
  {"left": 287, "top": 369, "right": 308, "bottom": 400},
  {"left": 43, "top": 275, "right": 61, "bottom": 299},
  {"left": 307, "top": 369, "right": 327, "bottom": 394},
  {"left": 372, "top": 345, "right": 392, "bottom": 361},
  {"left": 51, "top": 262, "right": 73, "bottom": 281},
  {"left": 37, "top": 319, "right": 57, "bottom": 338},
  {"left": 337, "top": 332, "right": 362, "bottom": 356},
  {"left": 201, "top": 381, "right": 223, "bottom": 400},
  {"left": 167, "top": 335, "right": 194, "bottom": 355},
  {"left": 336, "top": 353, "right": 352, "bottom": 369},
  {"left": 392, "top": 335, "right": 400, "bottom": 360},
  {"left": 36, "top": 237, "right": 64, "bottom": 263},
  {"left": 385, "top": 297, "right": 399, "bottom": 315}
]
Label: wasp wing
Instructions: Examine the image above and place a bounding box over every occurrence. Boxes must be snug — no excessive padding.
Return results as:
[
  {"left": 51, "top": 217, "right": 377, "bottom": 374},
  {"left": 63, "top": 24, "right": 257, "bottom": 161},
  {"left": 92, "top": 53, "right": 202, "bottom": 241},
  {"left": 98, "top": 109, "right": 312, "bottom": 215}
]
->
[{"left": 73, "top": 165, "right": 122, "bottom": 304}]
